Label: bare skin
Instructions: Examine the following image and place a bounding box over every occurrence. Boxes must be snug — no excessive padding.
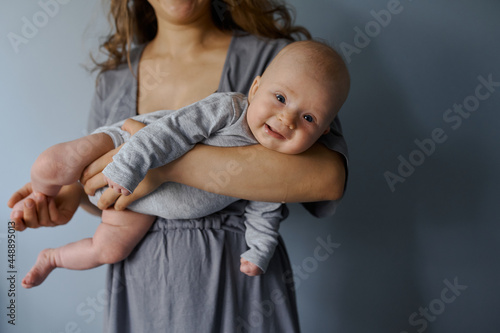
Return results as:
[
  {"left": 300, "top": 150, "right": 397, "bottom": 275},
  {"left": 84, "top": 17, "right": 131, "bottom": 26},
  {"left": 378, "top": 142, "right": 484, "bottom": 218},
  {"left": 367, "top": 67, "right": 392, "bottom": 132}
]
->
[{"left": 137, "top": 2, "right": 232, "bottom": 113}]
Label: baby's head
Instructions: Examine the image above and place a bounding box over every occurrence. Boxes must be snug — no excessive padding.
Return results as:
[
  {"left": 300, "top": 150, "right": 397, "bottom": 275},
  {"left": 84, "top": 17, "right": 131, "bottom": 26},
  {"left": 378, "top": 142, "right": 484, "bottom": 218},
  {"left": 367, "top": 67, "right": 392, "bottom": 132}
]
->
[{"left": 246, "top": 40, "right": 350, "bottom": 154}]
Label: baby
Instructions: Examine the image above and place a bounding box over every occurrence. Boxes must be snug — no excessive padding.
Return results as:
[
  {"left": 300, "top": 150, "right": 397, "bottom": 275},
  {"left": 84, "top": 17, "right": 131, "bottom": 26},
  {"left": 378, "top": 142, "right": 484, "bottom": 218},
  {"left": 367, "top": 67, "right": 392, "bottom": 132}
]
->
[{"left": 13, "top": 40, "right": 350, "bottom": 288}]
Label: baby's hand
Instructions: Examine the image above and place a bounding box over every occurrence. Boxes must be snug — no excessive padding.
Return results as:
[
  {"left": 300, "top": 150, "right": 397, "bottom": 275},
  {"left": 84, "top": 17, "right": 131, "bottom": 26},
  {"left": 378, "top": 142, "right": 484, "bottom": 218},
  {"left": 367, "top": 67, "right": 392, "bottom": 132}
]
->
[
  {"left": 104, "top": 176, "right": 131, "bottom": 196},
  {"left": 240, "top": 258, "right": 263, "bottom": 276}
]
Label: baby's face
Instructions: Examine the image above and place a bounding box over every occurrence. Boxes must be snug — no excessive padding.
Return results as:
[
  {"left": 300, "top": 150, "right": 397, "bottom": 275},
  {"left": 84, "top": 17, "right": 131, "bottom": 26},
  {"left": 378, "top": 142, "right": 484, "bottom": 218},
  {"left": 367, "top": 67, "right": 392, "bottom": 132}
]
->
[{"left": 246, "top": 62, "right": 336, "bottom": 155}]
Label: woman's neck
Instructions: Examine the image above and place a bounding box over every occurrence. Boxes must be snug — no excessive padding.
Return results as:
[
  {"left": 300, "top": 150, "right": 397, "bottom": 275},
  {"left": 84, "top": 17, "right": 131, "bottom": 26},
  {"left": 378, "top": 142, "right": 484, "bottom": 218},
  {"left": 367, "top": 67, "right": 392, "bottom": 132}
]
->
[{"left": 147, "top": 14, "right": 227, "bottom": 59}]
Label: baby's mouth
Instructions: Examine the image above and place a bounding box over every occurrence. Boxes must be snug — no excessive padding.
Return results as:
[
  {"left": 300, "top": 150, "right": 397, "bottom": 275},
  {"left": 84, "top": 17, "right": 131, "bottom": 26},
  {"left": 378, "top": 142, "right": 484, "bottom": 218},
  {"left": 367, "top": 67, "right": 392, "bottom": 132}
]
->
[{"left": 264, "top": 124, "right": 286, "bottom": 140}]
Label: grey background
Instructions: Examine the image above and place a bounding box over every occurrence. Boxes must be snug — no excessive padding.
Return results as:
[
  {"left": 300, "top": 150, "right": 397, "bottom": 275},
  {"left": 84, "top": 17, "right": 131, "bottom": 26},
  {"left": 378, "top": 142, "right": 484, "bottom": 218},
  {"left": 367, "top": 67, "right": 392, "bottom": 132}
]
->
[{"left": 1, "top": 0, "right": 499, "bottom": 332}]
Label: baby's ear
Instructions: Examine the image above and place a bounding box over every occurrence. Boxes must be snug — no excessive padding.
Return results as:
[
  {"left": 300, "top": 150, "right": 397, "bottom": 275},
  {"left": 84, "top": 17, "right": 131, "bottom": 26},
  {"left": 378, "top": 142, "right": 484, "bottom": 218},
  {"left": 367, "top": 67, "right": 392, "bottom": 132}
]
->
[
  {"left": 322, "top": 126, "right": 330, "bottom": 135},
  {"left": 247, "top": 76, "right": 261, "bottom": 103}
]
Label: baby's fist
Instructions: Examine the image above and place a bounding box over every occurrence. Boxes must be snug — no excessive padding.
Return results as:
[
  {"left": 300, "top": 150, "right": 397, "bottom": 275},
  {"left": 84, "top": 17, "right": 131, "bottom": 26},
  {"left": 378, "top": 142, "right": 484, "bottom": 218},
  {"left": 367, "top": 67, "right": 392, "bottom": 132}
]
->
[
  {"left": 240, "top": 258, "right": 263, "bottom": 276},
  {"left": 105, "top": 176, "right": 131, "bottom": 196}
]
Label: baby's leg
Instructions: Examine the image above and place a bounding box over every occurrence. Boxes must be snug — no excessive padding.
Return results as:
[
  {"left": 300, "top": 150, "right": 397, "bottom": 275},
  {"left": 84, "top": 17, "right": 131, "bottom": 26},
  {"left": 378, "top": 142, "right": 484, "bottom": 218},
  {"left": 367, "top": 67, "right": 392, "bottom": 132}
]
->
[
  {"left": 22, "top": 209, "right": 154, "bottom": 288},
  {"left": 10, "top": 134, "right": 114, "bottom": 219},
  {"left": 31, "top": 133, "right": 114, "bottom": 196}
]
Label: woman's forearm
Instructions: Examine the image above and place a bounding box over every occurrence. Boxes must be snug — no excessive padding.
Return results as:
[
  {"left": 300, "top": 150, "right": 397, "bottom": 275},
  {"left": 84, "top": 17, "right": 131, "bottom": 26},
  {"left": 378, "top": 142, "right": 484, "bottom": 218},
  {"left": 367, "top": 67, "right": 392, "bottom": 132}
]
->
[{"left": 165, "top": 143, "right": 346, "bottom": 203}]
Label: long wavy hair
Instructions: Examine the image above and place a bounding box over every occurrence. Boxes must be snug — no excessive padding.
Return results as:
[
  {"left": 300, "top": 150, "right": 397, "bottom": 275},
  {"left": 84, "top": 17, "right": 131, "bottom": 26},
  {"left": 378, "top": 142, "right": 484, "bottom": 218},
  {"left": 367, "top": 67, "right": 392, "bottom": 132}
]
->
[{"left": 92, "top": 0, "right": 311, "bottom": 74}]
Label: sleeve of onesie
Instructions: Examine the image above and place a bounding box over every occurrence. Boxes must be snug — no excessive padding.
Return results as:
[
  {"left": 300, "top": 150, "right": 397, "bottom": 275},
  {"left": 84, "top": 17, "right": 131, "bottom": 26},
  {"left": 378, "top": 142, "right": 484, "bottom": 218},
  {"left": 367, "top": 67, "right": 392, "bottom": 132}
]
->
[
  {"left": 90, "top": 110, "right": 174, "bottom": 150},
  {"left": 102, "top": 93, "right": 241, "bottom": 193},
  {"left": 240, "top": 201, "right": 286, "bottom": 273}
]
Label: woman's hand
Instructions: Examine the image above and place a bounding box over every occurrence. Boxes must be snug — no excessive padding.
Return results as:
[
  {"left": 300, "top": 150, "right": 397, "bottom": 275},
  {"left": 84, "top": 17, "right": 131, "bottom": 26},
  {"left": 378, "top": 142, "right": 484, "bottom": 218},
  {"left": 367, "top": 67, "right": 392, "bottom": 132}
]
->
[
  {"left": 80, "top": 146, "right": 120, "bottom": 196},
  {"left": 108, "top": 167, "right": 166, "bottom": 210},
  {"left": 8, "top": 182, "right": 83, "bottom": 231},
  {"left": 81, "top": 118, "right": 146, "bottom": 194},
  {"left": 81, "top": 119, "right": 165, "bottom": 210}
]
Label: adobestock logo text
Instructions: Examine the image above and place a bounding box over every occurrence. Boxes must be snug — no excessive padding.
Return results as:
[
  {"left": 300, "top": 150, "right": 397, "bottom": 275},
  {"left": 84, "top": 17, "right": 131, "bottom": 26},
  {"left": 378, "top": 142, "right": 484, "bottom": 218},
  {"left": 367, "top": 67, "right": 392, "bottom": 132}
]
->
[
  {"left": 384, "top": 73, "right": 499, "bottom": 192},
  {"left": 7, "top": 0, "right": 72, "bottom": 54}
]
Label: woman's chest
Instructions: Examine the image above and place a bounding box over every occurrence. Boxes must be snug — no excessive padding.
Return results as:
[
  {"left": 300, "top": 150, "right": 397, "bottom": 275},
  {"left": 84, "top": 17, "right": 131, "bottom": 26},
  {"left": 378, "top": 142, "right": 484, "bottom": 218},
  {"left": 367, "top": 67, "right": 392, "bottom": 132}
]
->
[{"left": 136, "top": 55, "right": 226, "bottom": 114}]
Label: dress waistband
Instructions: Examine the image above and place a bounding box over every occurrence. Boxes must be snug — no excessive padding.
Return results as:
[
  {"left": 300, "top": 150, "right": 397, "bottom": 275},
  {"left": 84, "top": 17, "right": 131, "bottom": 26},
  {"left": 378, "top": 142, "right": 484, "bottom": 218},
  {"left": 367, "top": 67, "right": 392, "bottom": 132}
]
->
[{"left": 150, "top": 214, "right": 245, "bottom": 234}]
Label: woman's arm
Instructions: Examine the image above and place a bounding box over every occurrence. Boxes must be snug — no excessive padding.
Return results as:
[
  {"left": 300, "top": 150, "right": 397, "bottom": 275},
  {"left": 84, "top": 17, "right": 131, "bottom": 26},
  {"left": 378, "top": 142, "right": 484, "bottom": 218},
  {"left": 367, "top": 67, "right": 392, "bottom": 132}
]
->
[
  {"left": 83, "top": 141, "right": 346, "bottom": 208},
  {"left": 164, "top": 143, "right": 346, "bottom": 203},
  {"left": 81, "top": 119, "right": 346, "bottom": 209}
]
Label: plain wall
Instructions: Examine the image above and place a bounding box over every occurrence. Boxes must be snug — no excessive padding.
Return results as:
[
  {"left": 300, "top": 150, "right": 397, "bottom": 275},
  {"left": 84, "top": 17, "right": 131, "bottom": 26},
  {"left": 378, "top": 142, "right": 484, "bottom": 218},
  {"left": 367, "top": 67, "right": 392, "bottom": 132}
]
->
[{"left": 1, "top": 1, "right": 499, "bottom": 332}]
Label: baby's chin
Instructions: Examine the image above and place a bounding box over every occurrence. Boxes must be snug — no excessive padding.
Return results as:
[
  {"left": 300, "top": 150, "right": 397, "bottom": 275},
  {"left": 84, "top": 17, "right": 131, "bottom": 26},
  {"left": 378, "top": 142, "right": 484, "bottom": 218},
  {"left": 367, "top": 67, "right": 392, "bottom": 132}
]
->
[{"left": 262, "top": 142, "right": 306, "bottom": 155}]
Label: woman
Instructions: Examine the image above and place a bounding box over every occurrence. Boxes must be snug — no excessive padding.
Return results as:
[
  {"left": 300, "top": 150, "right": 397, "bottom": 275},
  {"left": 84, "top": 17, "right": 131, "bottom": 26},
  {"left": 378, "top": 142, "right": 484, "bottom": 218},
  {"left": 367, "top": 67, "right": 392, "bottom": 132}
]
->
[{"left": 9, "top": 0, "right": 348, "bottom": 331}]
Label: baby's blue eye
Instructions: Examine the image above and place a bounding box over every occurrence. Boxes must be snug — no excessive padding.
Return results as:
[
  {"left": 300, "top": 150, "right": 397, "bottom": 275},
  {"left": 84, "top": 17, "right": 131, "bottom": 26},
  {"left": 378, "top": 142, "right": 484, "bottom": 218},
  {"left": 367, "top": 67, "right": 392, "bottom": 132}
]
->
[
  {"left": 276, "top": 94, "right": 285, "bottom": 104},
  {"left": 303, "top": 115, "right": 314, "bottom": 123}
]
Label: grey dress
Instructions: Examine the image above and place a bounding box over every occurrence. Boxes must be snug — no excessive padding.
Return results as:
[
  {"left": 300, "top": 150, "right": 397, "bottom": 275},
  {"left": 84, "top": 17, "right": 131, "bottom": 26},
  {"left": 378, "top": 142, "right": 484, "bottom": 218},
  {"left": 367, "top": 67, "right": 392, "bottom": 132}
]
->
[{"left": 87, "top": 31, "right": 348, "bottom": 333}]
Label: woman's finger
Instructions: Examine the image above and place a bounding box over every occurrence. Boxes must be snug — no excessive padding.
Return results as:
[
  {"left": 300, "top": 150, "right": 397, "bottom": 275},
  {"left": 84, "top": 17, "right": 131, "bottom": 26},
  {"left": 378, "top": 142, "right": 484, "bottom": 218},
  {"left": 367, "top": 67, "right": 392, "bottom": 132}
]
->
[
  {"left": 11, "top": 211, "right": 27, "bottom": 231},
  {"left": 83, "top": 173, "right": 108, "bottom": 196},
  {"left": 122, "top": 119, "right": 146, "bottom": 136},
  {"left": 80, "top": 149, "right": 114, "bottom": 185},
  {"left": 47, "top": 195, "right": 61, "bottom": 224},
  {"left": 80, "top": 155, "right": 110, "bottom": 186},
  {"left": 22, "top": 198, "right": 39, "bottom": 229},
  {"left": 7, "top": 183, "right": 33, "bottom": 208},
  {"left": 114, "top": 170, "right": 162, "bottom": 211},
  {"left": 97, "top": 188, "right": 121, "bottom": 210},
  {"left": 80, "top": 144, "right": 123, "bottom": 185},
  {"left": 33, "top": 193, "right": 56, "bottom": 227},
  {"left": 49, "top": 183, "right": 82, "bottom": 225},
  {"left": 114, "top": 185, "right": 147, "bottom": 210}
]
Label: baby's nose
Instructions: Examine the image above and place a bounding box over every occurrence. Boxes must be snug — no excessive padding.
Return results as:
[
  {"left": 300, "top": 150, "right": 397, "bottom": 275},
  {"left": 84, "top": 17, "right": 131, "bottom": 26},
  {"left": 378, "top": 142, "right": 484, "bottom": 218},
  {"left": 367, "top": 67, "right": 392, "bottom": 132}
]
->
[{"left": 277, "top": 112, "right": 296, "bottom": 130}]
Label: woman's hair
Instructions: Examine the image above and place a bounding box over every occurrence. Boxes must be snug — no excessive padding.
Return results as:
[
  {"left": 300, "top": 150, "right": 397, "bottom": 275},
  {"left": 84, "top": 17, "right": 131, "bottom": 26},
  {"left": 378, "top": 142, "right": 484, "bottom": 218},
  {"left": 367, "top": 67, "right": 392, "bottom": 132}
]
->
[{"left": 92, "top": 0, "right": 311, "bottom": 74}]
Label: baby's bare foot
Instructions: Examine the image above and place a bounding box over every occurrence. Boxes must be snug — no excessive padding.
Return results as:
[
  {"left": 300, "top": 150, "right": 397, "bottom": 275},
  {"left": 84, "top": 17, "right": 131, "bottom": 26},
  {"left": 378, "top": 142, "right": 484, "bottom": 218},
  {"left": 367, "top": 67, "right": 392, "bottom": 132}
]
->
[
  {"left": 22, "top": 249, "right": 57, "bottom": 288},
  {"left": 240, "top": 258, "right": 263, "bottom": 276}
]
